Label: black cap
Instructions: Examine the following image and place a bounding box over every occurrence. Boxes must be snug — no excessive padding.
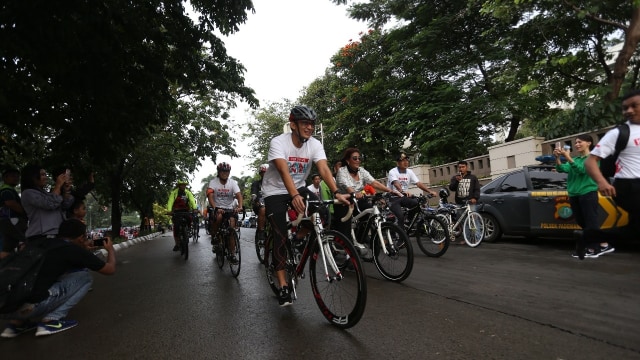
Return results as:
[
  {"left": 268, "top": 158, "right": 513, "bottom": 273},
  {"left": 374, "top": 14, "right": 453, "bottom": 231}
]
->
[
  {"left": 396, "top": 152, "right": 409, "bottom": 161},
  {"left": 58, "top": 219, "right": 86, "bottom": 239}
]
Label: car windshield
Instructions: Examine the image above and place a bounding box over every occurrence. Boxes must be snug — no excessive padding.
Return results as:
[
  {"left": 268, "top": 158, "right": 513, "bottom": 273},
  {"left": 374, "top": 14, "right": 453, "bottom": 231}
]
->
[{"left": 529, "top": 169, "right": 567, "bottom": 190}]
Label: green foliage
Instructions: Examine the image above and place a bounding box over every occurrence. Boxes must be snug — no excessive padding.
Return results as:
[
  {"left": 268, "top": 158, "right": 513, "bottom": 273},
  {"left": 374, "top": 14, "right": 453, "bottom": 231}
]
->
[{"left": 0, "top": 1, "right": 257, "bottom": 235}]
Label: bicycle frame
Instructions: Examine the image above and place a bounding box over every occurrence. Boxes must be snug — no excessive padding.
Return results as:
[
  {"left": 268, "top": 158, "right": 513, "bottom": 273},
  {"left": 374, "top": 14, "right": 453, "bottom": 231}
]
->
[
  {"left": 350, "top": 196, "right": 393, "bottom": 256},
  {"left": 290, "top": 199, "right": 354, "bottom": 287}
]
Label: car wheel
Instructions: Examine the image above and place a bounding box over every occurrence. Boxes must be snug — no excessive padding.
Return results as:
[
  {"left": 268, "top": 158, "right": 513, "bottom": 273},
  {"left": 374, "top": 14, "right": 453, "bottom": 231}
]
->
[{"left": 481, "top": 213, "right": 502, "bottom": 242}]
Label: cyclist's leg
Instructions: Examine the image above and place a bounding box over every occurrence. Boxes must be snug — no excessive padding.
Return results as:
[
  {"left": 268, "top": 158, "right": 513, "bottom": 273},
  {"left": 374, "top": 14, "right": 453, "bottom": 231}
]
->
[
  {"left": 171, "top": 216, "right": 180, "bottom": 251},
  {"left": 264, "top": 195, "right": 289, "bottom": 286},
  {"left": 228, "top": 213, "right": 239, "bottom": 253}
]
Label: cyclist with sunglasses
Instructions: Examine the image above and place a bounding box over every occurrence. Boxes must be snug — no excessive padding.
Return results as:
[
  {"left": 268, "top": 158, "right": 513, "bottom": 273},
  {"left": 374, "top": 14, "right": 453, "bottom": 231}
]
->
[
  {"left": 334, "top": 148, "right": 400, "bottom": 248},
  {"left": 387, "top": 152, "right": 438, "bottom": 229}
]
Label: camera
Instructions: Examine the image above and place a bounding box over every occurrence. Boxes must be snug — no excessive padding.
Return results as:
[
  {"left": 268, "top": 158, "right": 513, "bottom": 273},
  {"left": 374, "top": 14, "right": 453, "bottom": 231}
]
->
[{"left": 93, "top": 238, "right": 108, "bottom": 246}]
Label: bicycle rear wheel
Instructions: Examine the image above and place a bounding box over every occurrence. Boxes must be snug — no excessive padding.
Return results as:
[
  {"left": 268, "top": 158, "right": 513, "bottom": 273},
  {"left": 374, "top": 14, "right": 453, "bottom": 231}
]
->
[
  {"left": 264, "top": 233, "right": 293, "bottom": 296},
  {"left": 309, "top": 230, "right": 367, "bottom": 329},
  {"left": 415, "top": 215, "right": 450, "bottom": 257},
  {"left": 372, "top": 222, "right": 413, "bottom": 282},
  {"left": 228, "top": 230, "right": 241, "bottom": 277},
  {"left": 463, "top": 212, "right": 485, "bottom": 247}
]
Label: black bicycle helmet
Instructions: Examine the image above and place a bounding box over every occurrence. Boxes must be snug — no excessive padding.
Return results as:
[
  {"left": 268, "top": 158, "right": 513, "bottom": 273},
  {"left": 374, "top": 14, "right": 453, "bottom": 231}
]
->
[
  {"left": 439, "top": 188, "right": 449, "bottom": 199},
  {"left": 217, "top": 162, "right": 231, "bottom": 172},
  {"left": 289, "top": 105, "right": 317, "bottom": 122}
]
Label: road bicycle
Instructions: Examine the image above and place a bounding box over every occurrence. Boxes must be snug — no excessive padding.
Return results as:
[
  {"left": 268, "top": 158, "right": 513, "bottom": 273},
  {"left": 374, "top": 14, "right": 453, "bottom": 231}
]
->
[
  {"left": 263, "top": 196, "right": 366, "bottom": 329},
  {"left": 172, "top": 211, "right": 191, "bottom": 260},
  {"left": 349, "top": 193, "right": 413, "bottom": 282},
  {"left": 191, "top": 210, "right": 200, "bottom": 243},
  {"left": 436, "top": 193, "right": 485, "bottom": 247},
  {"left": 212, "top": 209, "right": 241, "bottom": 277},
  {"left": 402, "top": 194, "right": 450, "bottom": 257}
]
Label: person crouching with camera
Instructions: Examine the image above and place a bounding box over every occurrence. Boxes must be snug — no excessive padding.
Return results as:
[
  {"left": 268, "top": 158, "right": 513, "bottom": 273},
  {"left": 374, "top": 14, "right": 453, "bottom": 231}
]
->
[{"left": 0, "top": 219, "right": 116, "bottom": 338}]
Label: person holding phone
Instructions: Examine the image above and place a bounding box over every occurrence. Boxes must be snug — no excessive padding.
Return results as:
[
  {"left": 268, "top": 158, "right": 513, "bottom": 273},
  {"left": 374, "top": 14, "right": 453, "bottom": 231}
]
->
[
  {"left": 0, "top": 219, "right": 116, "bottom": 338},
  {"left": 448, "top": 160, "right": 481, "bottom": 206},
  {"left": 20, "top": 164, "right": 75, "bottom": 241}
]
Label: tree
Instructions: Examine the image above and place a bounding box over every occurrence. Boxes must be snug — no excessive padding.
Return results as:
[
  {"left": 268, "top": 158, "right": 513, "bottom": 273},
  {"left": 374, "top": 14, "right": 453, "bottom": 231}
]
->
[
  {"left": 243, "top": 100, "right": 294, "bottom": 169},
  {"left": 0, "top": 1, "right": 258, "bottom": 234}
]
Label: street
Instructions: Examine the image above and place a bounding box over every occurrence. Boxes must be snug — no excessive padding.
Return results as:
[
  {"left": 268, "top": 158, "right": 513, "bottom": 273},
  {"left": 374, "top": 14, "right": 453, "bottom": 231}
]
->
[{"left": 2, "top": 228, "right": 639, "bottom": 359}]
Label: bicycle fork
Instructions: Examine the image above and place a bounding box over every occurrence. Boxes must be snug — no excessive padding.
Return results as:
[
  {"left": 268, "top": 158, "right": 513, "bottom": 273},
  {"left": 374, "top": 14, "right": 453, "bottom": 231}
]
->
[{"left": 312, "top": 213, "right": 343, "bottom": 283}]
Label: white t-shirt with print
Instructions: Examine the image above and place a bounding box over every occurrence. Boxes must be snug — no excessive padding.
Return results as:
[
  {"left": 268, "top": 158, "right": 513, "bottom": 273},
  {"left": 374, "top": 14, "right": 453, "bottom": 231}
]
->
[
  {"left": 207, "top": 177, "right": 240, "bottom": 209},
  {"left": 386, "top": 167, "right": 420, "bottom": 192},
  {"left": 262, "top": 133, "right": 327, "bottom": 197},
  {"left": 591, "top": 121, "right": 640, "bottom": 179}
]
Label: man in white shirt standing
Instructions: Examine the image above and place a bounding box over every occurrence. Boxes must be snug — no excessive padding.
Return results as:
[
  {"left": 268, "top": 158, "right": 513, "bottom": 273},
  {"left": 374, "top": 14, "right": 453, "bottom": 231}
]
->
[
  {"left": 586, "top": 89, "right": 640, "bottom": 244},
  {"left": 306, "top": 174, "right": 321, "bottom": 198}
]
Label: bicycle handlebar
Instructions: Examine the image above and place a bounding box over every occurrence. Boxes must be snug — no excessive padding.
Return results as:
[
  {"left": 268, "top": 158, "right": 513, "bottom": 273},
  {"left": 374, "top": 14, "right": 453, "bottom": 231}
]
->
[{"left": 290, "top": 198, "right": 354, "bottom": 227}]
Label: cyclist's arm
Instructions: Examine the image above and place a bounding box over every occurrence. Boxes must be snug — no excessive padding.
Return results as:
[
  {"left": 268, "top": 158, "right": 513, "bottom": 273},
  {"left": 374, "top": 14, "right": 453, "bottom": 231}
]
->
[
  {"left": 187, "top": 190, "right": 197, "bottom": 210},
  {"left": 206, "top": 188, "right": 216, "bottom": 209},
  {"left": 166, "top": 189, "right": 176, "bottom": 213},
  {"left": 416, "top": 182, "right": 437, "bottom": 197}
]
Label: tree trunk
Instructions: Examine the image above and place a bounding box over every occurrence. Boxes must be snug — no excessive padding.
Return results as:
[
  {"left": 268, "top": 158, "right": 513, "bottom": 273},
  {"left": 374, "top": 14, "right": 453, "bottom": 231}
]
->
[{"left": 606, "top": 6, "right": 640, "bottom": 102}]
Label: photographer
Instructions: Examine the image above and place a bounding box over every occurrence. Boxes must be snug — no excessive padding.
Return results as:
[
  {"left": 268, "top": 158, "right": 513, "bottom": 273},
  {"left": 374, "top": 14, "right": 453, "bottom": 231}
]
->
[{"left": 1, "top": 219, "right": 116, "bottom": 338}]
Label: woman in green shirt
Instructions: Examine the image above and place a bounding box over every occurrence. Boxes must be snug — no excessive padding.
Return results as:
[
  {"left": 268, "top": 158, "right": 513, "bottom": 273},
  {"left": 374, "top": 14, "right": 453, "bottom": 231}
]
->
[{"left": 555, "top": 134, "right": 614, "bottom": 259}]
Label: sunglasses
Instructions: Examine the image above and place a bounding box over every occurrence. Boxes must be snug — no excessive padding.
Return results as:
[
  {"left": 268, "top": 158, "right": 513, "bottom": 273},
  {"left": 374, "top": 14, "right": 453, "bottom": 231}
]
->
[
  {"left": 297, "top": 120, "right": 316, "bottom": 128},
  {"left": 351, "top": 156, "right": 362, "bottom": 161}
]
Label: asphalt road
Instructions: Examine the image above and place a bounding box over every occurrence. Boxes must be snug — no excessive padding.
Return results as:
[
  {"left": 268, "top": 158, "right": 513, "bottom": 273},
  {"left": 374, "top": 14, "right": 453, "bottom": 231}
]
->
[{"left": 2, "top": 228, "right": 639, "bottom": 360}]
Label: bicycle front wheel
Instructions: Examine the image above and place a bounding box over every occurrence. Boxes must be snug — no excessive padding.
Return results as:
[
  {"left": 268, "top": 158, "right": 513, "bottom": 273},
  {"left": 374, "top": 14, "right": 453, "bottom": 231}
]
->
[
  {"left": 215, "top": 234, "right": 225, "bottom": 268},
  {"left": 415, "top": 215, "right": 450, "bottom": 257},
  {"left": 463, "top": 212, "right": 485, "bottom": 247},
  {"left": 228, "top": 230, "right": 241, "bottom": 277},
  {"left": 372, "top": 222, "right": 413, "bottom": 282},
  {"left": 309, "top": 230, "right": 367, "bottom": 329}
]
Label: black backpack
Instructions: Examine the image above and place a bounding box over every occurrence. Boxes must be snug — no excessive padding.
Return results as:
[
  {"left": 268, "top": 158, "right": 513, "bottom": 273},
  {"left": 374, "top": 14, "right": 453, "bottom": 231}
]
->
[
  {"left": 0, "top": 239, "right": 64, "bottom": 313},
  {"left": 599, "top": 123, "right": 630, "bottom": 182}
]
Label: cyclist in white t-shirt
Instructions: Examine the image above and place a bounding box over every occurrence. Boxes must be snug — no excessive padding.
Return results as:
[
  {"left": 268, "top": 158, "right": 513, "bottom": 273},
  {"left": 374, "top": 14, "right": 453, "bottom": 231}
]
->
[
  {"left": 207, "top": 162, "right": 243, "bottom": 260},
  {"left": 387, "top": 152, "right": 437, "bottom": 228},
  {"left": 262, "top": 105, "right": 349, "bottom": 306}
]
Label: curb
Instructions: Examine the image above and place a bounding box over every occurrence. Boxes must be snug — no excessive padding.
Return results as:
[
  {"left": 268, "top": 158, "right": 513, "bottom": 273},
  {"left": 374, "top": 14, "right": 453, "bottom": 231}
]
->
[{"left": 96, "top": 232, "right": 164, "bottom": 256}]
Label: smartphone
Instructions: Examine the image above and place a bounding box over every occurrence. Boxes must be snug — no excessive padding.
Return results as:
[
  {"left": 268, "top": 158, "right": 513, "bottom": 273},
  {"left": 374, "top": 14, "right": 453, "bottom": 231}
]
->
[
  {"left": 93, "top": 238, "right": 107, "bottom": 246},
  {"left": 65, "top": 169, "right": 71, "bottom": 181},
  {"left": 555, "top": 141, "right": 561, "bottom": 150}
]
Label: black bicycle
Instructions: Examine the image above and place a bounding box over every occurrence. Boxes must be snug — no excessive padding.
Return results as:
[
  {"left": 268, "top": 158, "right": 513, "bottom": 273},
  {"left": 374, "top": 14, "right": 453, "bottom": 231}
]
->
[
  {"left": 263, "top": 197, "right": 366, "bottom": 329},
  {"left": 172, "top": 211, "right": 191, "bottom": 260},
  {"left": 402, "top": 194, "right": 450, "bottom": 257},
  {"left": 212, "top": 208, "right": 241, "bottom": 277}
]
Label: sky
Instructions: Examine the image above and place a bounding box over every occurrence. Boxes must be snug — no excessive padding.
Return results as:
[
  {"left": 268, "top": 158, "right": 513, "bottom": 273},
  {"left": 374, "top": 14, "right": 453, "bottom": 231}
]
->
[{"left": 190, "top": 0, "right": 368, "bottom": 189}]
